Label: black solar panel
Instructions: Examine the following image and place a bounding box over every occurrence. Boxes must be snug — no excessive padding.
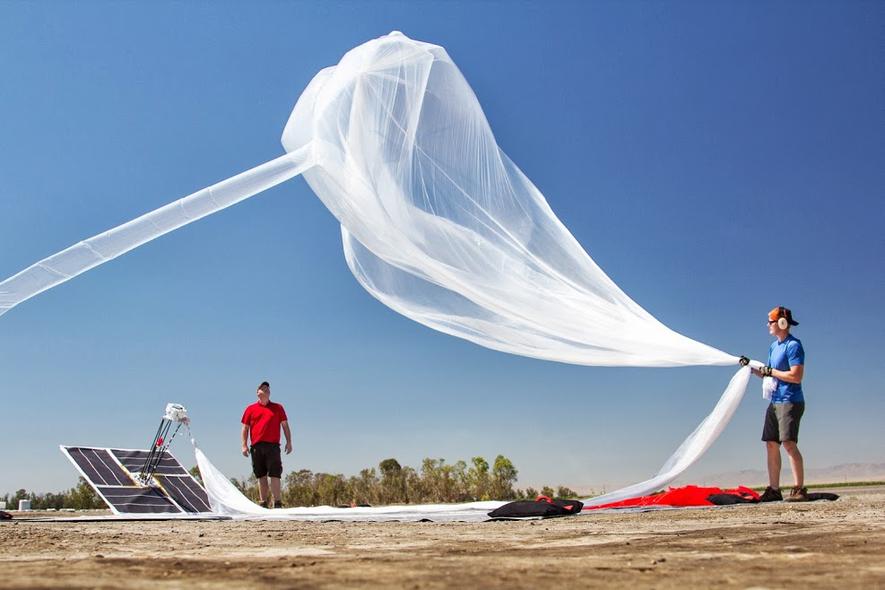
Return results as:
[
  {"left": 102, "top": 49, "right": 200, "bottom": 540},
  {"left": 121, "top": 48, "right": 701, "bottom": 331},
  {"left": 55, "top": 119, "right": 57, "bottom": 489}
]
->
[
  {"left": 111, "top": 449, "right": 189, "bottom": 476},
  {"left": 65, "top": 447, "right": 135, "bottom": 486},
  {"left": 61, "top": 445, "right": 211, "bottom": 516},
  {"left": 96, "top": 486, "right": 181, "bottom": 514},
  {"left": 157, "top": 475, "right": 213, "bottom": 513}
]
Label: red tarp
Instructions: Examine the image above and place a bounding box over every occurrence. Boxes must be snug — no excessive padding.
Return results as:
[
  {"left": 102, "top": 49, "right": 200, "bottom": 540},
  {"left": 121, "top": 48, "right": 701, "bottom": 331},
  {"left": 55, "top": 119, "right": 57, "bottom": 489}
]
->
[{"left": 584, "top": 485, "right": 760, "bottom": 510}]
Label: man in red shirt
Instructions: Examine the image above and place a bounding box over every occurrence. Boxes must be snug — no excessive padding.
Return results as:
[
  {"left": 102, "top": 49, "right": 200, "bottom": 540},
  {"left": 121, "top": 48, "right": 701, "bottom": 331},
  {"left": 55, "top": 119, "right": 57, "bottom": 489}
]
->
[{"left": 241, "top": 381, "right": 292, "bottom": 508}]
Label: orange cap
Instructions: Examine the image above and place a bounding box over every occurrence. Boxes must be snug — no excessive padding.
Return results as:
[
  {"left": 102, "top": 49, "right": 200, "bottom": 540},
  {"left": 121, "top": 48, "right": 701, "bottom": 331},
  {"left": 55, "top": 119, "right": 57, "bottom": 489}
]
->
[{"left": 768, "top": 306, "right": 799, "bottom": 326}]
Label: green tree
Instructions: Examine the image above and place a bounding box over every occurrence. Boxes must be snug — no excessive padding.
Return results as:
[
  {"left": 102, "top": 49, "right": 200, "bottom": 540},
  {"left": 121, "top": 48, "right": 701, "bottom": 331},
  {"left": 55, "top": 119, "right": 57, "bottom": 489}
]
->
[
  {"left": 67, "top": 477, "right": 105, "bottom": 509},
  {"left": 315, "top": 473, "right": 348, "bottom": 506},
  {"left": 491, "top": 455, "right": 518, "bottom": 500},
  {"left": 285, "top": 469, "right": 317, "bottom": 507},
  {"left": 349, "top": 468, "right": 379, "bottom": 506},
  {"left": 422, "top": 458, "right": 465, "bottom": 502},
  {"left": 556, "top": 485, "right": 578, "bottom": 499},
  {"left": 379, "top": 458, "right": 406, "bottom": 504},
  {"left": 467, "top": 457, "right": 490, "bottom": 500},
  {"left": 438, "top": 461, "right": 460, "bottom": 502},
  {"left": 403, "top": 466, "right": 422, "bottom": 503},
  {"left": 11, "top": 489, "right": 27, "bottom": 506},
  {"left": 420, "top": 458, "right": 443, "bottom": 502},
  {"left": 451, "top": 460, "right": 470, "bottom": 502},
  {"left": 39, "top": 492, "right": 66, "bottom": 510},
  {"left": 221, "top": 452, "right": 588, "bottom": 508}
]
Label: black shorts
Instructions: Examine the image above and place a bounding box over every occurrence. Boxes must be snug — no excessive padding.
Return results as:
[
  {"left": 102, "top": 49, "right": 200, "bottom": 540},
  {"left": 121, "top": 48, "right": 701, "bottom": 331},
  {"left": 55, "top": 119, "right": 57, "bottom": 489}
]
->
[
  {"left": 250, "top": 442, "right": 283, "bottom": 478},
  {"left": 762, "top": 402, "right": 805, "bottom": 443}
]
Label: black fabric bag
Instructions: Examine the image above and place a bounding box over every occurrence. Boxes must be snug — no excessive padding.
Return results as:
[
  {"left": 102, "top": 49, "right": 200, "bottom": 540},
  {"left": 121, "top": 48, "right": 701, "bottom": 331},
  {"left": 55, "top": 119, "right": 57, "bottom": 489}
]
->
[
  {"left": 707, "top": 493, "right": 759, "bottom": 505},
  {"left": 0, "top": 511, "right": 11, "bottom": 520},
  {"left": 807, "top": 492, "right": 839, "bottom": 501},
  {"left": 488, "top": 498, "right": 584, "bottom": 519},
  {"left": 707, "top": 491, "right": 839, "bottom": 505}
]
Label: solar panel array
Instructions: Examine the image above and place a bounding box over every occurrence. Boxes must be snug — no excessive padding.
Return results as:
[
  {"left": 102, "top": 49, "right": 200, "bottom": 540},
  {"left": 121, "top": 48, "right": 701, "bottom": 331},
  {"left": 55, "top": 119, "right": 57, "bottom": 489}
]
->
[{"left": 61, "top": 445, "right": 212, "bottom": 516}]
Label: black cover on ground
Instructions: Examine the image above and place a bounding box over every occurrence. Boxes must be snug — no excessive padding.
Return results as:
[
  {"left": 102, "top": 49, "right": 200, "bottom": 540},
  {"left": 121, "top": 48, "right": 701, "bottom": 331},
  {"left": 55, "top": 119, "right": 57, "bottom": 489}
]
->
[
  {"left": 707, "top": 493, "right": 758, "bottom": 505},
  {"left": 0, "top": 511, "right": 11, "bottom": 520},
  {"left": 488, "top": 498, "right": 584, "bottom": 518},
  {"left": 807, "top": 492, "right": 839, "bottom": 501},
  {"left": 707, "top": 491, "right": 839, "bottom": 505}
]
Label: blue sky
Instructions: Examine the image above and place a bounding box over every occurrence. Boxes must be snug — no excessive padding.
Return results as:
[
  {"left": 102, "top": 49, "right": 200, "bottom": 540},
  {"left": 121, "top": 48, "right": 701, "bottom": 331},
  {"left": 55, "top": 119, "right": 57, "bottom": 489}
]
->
[{"left": 1, "top": 2, "right": 882, "bottom": 495}]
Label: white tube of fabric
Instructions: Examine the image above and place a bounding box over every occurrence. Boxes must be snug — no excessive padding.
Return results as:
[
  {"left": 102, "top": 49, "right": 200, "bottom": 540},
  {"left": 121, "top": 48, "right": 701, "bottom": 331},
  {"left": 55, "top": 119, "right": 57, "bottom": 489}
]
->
[{"left": 0, "top": 146, "right": 314, "bottom": 317}]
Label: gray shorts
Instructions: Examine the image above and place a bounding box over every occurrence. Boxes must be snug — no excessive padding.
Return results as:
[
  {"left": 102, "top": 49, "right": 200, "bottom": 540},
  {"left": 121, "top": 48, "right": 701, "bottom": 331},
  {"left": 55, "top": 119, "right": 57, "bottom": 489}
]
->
[{"left": 762, "top": 402, "right": 805, "bottom": 443}]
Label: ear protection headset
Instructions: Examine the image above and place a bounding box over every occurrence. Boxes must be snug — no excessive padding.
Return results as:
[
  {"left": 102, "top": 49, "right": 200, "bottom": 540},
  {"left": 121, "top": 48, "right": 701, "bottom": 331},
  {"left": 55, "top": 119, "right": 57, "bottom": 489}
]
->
[{"left": 777, "top": 306, "right": 789, "bottom": 331}]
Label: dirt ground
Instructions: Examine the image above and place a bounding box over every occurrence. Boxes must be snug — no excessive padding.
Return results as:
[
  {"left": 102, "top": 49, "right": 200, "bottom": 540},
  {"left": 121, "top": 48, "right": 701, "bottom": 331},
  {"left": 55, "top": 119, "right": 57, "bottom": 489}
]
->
[{"left": 1, "top": 488, "right": 883, "bottom": 589}]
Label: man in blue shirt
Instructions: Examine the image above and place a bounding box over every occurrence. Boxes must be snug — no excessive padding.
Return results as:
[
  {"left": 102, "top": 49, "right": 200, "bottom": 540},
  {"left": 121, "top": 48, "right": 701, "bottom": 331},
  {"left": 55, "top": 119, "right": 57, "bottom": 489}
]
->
[{"left": 752, "top": 306, "right": 808, "bottom": 502}]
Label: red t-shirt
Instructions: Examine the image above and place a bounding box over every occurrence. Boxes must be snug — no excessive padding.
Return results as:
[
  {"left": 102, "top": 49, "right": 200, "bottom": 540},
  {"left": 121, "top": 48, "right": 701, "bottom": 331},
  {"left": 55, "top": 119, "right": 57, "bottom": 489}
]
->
[{"left": 241, "top": 401, "right": 288, "bottom": 445}]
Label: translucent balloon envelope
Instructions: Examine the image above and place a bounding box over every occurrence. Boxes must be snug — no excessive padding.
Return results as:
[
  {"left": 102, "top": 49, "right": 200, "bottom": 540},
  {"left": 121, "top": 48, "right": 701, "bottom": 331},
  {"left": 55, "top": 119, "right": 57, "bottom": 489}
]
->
[
  {"left": 294, "top": 33, "right": 734, "bottom": 367},
  {"left": 1, "top": 32, "right": 756, "bottom": 509}
]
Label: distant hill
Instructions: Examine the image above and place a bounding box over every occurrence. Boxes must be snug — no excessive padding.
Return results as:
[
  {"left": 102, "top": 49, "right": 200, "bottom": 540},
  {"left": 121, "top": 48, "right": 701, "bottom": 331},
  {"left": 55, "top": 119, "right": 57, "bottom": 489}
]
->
[{"left": 687, "top": 462, "right": 885, "bottom": 487}]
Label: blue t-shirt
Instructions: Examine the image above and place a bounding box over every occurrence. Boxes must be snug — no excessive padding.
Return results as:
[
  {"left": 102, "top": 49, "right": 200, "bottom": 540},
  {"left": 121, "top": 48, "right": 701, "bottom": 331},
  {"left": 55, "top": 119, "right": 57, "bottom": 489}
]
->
[{"left": 768, "top": 334, "right": 805, "bottom": 403}]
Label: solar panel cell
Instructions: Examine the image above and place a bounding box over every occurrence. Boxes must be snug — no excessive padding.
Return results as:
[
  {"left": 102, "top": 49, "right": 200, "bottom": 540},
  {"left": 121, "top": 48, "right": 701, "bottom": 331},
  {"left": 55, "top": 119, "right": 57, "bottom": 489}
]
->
[
  {"left": 66, "top": 448, "right": 103, "bottom": 484},
  {"left": 157, "top": 475, "right": 213, "bottom": 513},
  {"left": 66, "top": 447, "right": 133, "bottom": 486},
  {"left": 111, "top": 449, "right": 188, "bottom": 475},
  {"left": 97, "top": 486, "right": 182, "bottom": 514}
]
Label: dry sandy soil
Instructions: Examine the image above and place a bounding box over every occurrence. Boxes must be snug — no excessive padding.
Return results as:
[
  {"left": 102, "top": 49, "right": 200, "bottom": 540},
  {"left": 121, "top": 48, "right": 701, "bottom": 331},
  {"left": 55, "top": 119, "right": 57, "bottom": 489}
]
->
[{"left": 2, "top": 488, "right": 883, "bottom": 589}]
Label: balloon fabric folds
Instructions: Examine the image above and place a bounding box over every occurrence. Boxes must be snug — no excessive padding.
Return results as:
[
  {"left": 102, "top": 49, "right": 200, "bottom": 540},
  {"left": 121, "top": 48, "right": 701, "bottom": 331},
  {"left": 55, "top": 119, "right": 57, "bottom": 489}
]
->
[
  {"left": 0, "top": 32, "right": 751, "bottom": 513},
  {"left": 284, "top": 32, "right": 736, "bottom": 368}
]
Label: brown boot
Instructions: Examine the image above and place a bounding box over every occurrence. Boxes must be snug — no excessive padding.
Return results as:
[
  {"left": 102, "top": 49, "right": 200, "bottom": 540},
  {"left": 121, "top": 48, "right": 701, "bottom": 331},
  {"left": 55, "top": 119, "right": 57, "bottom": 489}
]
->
[{"left": 784, "top": 486, "right": 809, "bottom": 502}]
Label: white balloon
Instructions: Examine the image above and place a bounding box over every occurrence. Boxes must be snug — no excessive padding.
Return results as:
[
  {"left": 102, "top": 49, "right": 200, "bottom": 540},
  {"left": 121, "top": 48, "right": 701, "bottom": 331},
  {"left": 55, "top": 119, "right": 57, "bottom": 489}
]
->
[{"left": 2, "top": 32, "right": 752, "bottom": 511}]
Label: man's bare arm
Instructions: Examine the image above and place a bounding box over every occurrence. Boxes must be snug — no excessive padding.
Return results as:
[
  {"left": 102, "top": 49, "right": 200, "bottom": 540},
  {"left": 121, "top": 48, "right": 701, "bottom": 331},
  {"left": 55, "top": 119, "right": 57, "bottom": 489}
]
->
[
  {"left": 241, "top": 424, "right": 250, "bottom": 457},
  {"left": 753, "top": 364, "right": 804, "bottom": 383},
  {"left": 775, "top": 364, "right": 804, "bottom": 384},
  {"left": 282, "top": 421, "right": 292, "bottom": 454}
]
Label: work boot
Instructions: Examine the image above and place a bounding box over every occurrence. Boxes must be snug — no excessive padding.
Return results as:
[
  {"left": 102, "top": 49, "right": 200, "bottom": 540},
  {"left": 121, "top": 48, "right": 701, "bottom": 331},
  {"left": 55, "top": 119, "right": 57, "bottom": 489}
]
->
[
  {"left": 259, "top": 500, "right": 269, "bottom": 509},
  {"left": 784, "top": 487, "right": 809, "bottom": 502},
  {"left": 273, "top": 500, "right": 285, "bottom": 509},
  {"left": 759, "top": 486, "right": 783, "bottom": 502}
]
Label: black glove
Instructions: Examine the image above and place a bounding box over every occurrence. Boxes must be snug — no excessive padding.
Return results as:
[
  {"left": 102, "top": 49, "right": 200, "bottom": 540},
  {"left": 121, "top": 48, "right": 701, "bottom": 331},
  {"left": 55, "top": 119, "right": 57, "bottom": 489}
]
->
[
  {"left": 739, "top": 356, "right": 750, "bottom": 367},
  {"left": 761, "top": 365, "right": 773, "bottom": 377}
]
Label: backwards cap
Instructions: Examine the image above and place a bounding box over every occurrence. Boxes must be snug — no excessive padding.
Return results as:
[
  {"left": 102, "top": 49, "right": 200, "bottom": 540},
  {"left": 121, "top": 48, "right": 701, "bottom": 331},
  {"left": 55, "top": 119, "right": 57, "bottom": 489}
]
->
[{"left": 769, "top": 306, "right": 799, "bottom": 326}]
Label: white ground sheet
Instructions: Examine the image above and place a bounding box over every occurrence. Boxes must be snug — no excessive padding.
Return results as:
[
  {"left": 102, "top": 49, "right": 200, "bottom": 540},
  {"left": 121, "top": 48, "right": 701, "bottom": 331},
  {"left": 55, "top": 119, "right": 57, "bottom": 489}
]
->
[{"left": 194, "top": 445, "right": 504, "bottom": 522}]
